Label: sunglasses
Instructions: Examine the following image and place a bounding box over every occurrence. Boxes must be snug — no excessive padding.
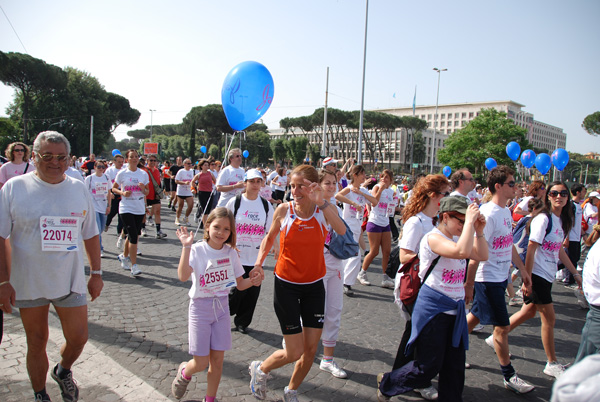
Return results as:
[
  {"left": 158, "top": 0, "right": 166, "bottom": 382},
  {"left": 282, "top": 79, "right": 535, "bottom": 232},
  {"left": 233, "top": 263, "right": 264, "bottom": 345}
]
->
[
  {"left": 13, "top": 148, "right": 25, "bottom": 153},
  {"left": 40, "top": 154, "right": 68, "bottom": 162},
  {"left": 437, "top": 191, "right": 450, "bottom": 197},
  {"left": 148, "top": 159, "right": 157, "bottom": 162},
  {"left": 549, "top": 190, "right": 569, "bottom": 198},
  {"left": 503, "top": 181, "right": 516, "bottom": 187},
  {"left": 233, "top": 155, "right": 242, "bottom": 158},
  {"left": 451, "top": 215, "right": 465, "bottom": 225}
]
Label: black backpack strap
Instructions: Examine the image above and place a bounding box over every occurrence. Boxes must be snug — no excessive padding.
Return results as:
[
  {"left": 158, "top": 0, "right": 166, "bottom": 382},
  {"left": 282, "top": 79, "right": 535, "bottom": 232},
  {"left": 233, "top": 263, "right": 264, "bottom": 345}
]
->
[
  {"left": 260, "top": 196, "right": 269, "bottom": 231},
  {"left": 422, "top": 255, "right": 442, "bottom": 284},
  {"left": 233, "top": 194, "right": 242, "bottom": 218}
]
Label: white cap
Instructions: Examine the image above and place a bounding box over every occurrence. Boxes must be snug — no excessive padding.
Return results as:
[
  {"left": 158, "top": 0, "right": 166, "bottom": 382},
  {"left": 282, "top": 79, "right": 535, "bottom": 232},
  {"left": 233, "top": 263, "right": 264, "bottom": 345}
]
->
[
  {"left": 589, "top": 191, "right": 600, "bottom": 199},
  {"left": 244, "top": 168, "right": 263, "bottom": 181},
  {"left": 322, "top": 157, "right": 337, "bottom": 167}
]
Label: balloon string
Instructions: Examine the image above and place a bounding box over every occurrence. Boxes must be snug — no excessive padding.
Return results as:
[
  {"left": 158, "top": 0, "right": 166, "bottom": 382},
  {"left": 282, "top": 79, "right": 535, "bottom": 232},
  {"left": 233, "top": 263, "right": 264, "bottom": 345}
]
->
[{"left": 193, "top": 131, "right": 242, "bottom": 237}]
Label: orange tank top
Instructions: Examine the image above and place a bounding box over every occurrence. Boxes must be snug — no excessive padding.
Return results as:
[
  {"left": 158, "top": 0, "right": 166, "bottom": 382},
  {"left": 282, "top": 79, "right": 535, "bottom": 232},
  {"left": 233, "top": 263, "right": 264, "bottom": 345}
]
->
[{"left": 275, "top": 202, "right": 328, "bottom": 284}]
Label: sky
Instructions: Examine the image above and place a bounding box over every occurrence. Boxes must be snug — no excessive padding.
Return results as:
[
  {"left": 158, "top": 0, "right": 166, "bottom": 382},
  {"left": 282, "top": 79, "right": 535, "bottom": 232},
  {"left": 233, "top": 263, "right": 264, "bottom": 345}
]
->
[{"left": 1, "top": 0, "right": 599, "bottom": 155}]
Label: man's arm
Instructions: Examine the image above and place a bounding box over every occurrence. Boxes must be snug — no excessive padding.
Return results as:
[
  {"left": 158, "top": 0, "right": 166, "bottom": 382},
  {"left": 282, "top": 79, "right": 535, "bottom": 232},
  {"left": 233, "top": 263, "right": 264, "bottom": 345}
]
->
[
  {"left": 0, "top": 237, "right": 16, "bottom": 313},
  {"left": 83, "top": 236, "right": 103, "bottom": 301}
]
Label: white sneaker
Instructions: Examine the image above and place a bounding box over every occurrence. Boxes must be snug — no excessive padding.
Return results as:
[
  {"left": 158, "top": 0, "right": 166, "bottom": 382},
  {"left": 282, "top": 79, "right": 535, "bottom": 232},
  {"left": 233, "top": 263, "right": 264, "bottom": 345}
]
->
[
  {"left": 544, "top": 361, "right": 566, "bottom": 379},
  {"left": 472, "top": 323, "right": 485, "bottom": 332},
  {"left": 183, "top": 216, "right": 190, "bottom": 226},
  {"left": 249, "top": 361, "right": 268, "bottom": 400},
  {"left": 136, "top": 246, "right": 142, "bottom": 256},
  {"left": 508, "top": 296, "right": 523, "bottom": 306},
  {"left": 147, "top": 217, "right": 154, "bottom": 227},
  {"left": 130, "top": 264, "right": 142, "bottom": 276},
  {"left": 414, "top": 385, "right": 438, "bottom": 400},
  {"left": 381, "top": 274, "right": 395, "bottom": 289},
  {"left": 504, "top": 373, "right": 534, "bottom": 394},
  {"left": 116, "top": 237, "right": 123, "bottom": 250},
  {"left": 118, "top": 253, "right": 131, "bottom": 270},
  {"left": 175, "top": 217, "right": 181, "bottom": 226},
  {"left": 283, "top": 386, "right": 299, "bottom": 402},
  {"left": 357, "top": 270, "right": 371, "bottom": 286},
  {"left": 100, "top": 250, "right": 105, "bottom": 258},
  {"left": 141, "top": 228, "right": 148, "bottom": 237},
  {"left": 319, "top": 359, "right": 348, "bottom": 378},
  {"left": 485, "top": 334, "right": 494, "bottom": 349}
]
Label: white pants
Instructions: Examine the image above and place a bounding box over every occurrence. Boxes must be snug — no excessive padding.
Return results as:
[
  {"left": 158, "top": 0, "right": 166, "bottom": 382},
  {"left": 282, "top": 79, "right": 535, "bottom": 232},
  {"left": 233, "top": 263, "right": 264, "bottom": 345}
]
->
[
  {"left": 343, "top": 219, "right": 363, "bottom": 286},
  {"left": 322, "top": 252, "right": 344, "bottom": 347}
]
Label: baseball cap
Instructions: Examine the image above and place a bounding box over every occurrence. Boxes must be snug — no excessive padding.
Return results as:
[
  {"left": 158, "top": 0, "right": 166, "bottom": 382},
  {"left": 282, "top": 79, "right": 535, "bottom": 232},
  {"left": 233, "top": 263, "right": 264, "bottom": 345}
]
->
[
  {"left": 322, "top": 157, "right": 338, "bottom": 167},
  {"left": 439, "top": 196, "right": 469, "bottom": 215},
  {"left": 244, "top": 168, "right": 263, "bottom": 181},
  {"left": 589, "top": 191, "right": 600, "bottom": 200}
]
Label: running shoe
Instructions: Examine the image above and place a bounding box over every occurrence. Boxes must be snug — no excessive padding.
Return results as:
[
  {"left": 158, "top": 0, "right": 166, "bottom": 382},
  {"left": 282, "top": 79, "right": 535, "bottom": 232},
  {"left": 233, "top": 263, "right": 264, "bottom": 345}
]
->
[
  {"left": 472, "top": 323, "right": 485, "bottom": 332},
  {"left": 175, "top": 217, "right": 181, "bottom": 226},
  {"left": 141, "top": 228, "right": 148, "bottom": 237},
  {"left": 50, "top": 364, "right": 79, "bottom": 402},
  {"left": 504, "top": 373, "right": 534, "bottom": 394},
  {"left": 183, "top": 216, "right": 190, "bottom": 226},
  {"left": 343, "top": 285, "right": 354, "bottom": 296},
  {"left": 131, "top": 264, "right": 142, "bottom": 276},
  {"left": 543, "top": 361, "right": 566, "bottom": 378},
  {"left": 156, "top": 230, "right": 167, "bottom": 239},
  {"left": 319, "top": 359, "right": 348, "bottom": 378},
  {"left": 414, "top": 385, "right": 438, "bottom": 400},
  {"left": 381, "top": 274, "right": 395, "bottom": 289},
  {"left": 283, "top": 386, "right": 299, "bottom": 402},
  {"left": 147, "top": 217, "right": 154, "bottom": 227},
  {"left": 116, "top": 237, "right": 123, "bottom": 250},
  {"left": 118, "top": 253, "right": 131, "bottom": 270},
  {"left": 249, "top": 360, "right": 268, "bottom": 400},
  {"left": 484, "top": 334, "right": 513, "bottom": 358},
  {"left": 376, "top": 372, "right": 391, "bottom": 401},
  {"left": 100, "top": 249, "right": 105, "bottom": 258},
  {"left": 508, "top": 296, "right": 523, "bottom": 306},
  {"left": 171, "top": 362, "right": 190, "bottom": 399},
  {"left": 357, "top": 270, "right": 371, "bottom": 286},
  {"left": 35, "top": 394, "right": 52, "bottom": 402}
]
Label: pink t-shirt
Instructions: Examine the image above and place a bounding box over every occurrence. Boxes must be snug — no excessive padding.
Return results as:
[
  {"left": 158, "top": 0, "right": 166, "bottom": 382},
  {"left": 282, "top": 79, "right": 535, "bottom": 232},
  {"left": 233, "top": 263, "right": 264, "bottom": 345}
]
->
[{"left": 0, "top": 161, "right": 35, "bottom": 184}]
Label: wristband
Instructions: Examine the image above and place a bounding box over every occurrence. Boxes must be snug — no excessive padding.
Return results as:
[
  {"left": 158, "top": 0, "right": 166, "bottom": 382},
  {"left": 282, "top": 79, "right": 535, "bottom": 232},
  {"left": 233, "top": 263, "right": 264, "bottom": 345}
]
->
[
  {"left": 90, "top": 270, "right": 103, "bottom": 276},
  {"left": 476, "top": 234, "right": 485, "bottom": 238},
  {"left": 183, "top": 246, "right": 192, "bottom": 249},
  {"left": 0, "top": 280, "right": 10, "bottom": 286},
  {"left": 319, "top": 200, "right": 330, "bottom": 210}
]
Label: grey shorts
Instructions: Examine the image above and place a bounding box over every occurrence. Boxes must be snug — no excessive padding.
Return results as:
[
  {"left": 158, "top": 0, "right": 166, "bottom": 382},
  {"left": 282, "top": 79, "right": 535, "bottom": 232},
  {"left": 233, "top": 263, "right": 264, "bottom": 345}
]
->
[{"left": 15, "top": 292, "right": 87, "bottom": 309}]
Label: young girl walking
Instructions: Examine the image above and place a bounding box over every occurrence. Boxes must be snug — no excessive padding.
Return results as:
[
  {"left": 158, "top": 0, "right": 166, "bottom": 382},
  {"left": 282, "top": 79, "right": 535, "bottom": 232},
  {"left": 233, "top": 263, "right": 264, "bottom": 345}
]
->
[{"left": 171, "top": 207, "right": 262, "bottom": 401}]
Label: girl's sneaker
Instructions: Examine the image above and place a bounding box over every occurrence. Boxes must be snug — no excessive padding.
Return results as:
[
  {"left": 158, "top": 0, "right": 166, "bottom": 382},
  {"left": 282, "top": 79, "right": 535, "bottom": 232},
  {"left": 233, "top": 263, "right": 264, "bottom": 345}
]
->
[
  {"left": 171, "top": 362, "right": 190, "bottom": 399},
  {"left": 283, "top": 386, "right": 299, "bottom": 402},
  {"left": 131, "top": 264, "right": 142, "bottom": 276},
  {"left": 118, "top": 254, "right": 131, "bottom": 270},
  {"left": 249, "top": 361, "right": 268, "bottom": 400}
]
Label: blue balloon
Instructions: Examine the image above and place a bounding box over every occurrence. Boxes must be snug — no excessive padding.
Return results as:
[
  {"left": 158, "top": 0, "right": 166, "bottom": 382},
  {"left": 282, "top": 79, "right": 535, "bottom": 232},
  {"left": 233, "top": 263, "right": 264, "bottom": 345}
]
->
[
  {"left": 221, "top": 61, "right": 274, "bottom": 131},
  {"left": 520, "top": 149, "right": 536, "bottom": 168},
  {"left": 111, "top": 149, "right": 121, "bottom": 157},
  {"left": 200, "top": 145, "right": 207, "bottom": 154},
  {"left": 535, "top": 153, "right": 552, "bottom": 175},
  {"left": 442, "top": 166, "right": 452, "bottom": 178},
  {"left": 485, "top": 158, "right": 497, "bottom": 171},
  {"left": 506, "top": 141, "right": 521, "bottom": 161},
  {"left": 551, "top": 148, "right": 569, "bottom": 171},
  {"left": 242, "top": 150, "right": 249, "bottom": 158}
]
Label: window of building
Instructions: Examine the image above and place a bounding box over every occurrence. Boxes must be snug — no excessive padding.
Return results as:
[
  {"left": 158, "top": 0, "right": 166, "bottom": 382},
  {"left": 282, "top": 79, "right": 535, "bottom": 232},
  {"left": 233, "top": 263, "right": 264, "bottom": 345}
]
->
[
  {"left": 441, "top": 121, "right": 445, "bottom": 127},
  {"left": 441, "top": 113, "right": 445, "bottom": 119},
  {"left": 454, "top": 121, "right": 459, "bottom": 126},
  {"left": 455, "top": 113, "right": 459, "bottom": 118},
  {"left": 462, "top": 112, "right": 467, "bottom": 118},
  {"left": 428, "top": 114, "right": 432, "bottom": 120},
  {"left": 462, "top": 121, "right": 466, "bottom": 126},
  {"left": 469, "top": 112, "right": 474, "bottom": 118}
]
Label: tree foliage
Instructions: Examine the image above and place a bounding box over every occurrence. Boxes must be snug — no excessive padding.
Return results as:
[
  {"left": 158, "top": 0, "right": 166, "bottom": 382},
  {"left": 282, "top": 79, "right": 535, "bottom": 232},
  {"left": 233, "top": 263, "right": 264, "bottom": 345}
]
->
[
  {"left": 582, "top": 111, "right": 600, "bottom": 136},
  {"left": 437, "top": 108, "right": 530, "bottom": 178}
]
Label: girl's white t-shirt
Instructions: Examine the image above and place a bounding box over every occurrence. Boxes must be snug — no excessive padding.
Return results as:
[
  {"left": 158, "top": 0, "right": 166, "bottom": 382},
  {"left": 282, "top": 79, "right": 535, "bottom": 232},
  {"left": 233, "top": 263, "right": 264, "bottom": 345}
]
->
[
  {"left": 584, "top": 202, "right": 598, "bottom": 234},
  {"left": 188, "top": 241, "right": 245, "bottom": 299},
  {"left": 272, "top": 174, "right": 288, "bottom": 192},
  {"left": 85, "top": 174, "right": 111, "bottom": 213},
  {"left": 400, "top": 212, "right": 435, "bottom": 253},
  {"left": 368, "top": 186, "right": 394, "bottom": 227},
  {"left": 419, "top": 227, "right": 467, "bottom": 302},
  {"left": 516, "top": 196, "right": 534, "bottom": 213},
  {"left": 530, "top": 213, "right": 564, "bottom": 283},
  {"left": 341, "top": 186, "right": 372, "bottom": 224},
  {"left": 115, "top": 168, "right": 149, "bottom": 215},
  {"left": 583, "top": 239, "right": 600, "bottom": 306}
]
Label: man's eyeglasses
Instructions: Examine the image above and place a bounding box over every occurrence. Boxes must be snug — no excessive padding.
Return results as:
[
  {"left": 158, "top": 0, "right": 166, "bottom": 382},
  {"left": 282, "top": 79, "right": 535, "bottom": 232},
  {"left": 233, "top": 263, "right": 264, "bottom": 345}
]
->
[
  {"left": 549, "top": 190, "right": 569, "bottom": 198},
  {"left": 503, "top": 181, "right": 516, "bottom": 187},
  {"left": 148, "top": 159, "right": 157, "bottom": 162},
  {"left": 233, "top": 155, "right": 242, "bottom": 158},
  {"left": 40, "top": 154, "right": 68, "bottom": 162},
  {"left": 13, "top": 148, "right": 25, "bottom": 153}
]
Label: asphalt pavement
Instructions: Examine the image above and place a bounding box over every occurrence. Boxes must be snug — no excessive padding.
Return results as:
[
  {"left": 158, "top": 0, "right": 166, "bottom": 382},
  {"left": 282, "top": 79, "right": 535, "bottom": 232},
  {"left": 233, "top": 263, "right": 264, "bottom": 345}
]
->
[{"left": 0, "top": 203, "right": 589, "bottom": 401}]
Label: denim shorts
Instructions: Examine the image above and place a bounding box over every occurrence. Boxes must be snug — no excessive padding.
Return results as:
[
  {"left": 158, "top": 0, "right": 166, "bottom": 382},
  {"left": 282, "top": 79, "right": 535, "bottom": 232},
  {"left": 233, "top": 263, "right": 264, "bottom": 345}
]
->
[
  {"left": 471, "top": 280, "right": 510, "bottom": 326},
  {"left": 15, "top": 291, "right": 87, "bottom": 309}
]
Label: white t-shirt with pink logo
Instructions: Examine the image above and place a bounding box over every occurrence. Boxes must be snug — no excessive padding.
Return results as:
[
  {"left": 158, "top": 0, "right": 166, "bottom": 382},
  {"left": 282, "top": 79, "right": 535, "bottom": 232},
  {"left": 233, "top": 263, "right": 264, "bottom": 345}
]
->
[
  {"left": 475, "top": 202, "right": 514, "bottom": 283},
  {"left": 419, "top": 228, "right": 467, "bottom": 302},
  {"left": 530, "top": 213, "right": 564, "bottom": 283},
  {"left": 115, "top": 168, "right": 149, "bottom": 215},
  {"left": 368, "top": 186, "right": 394, "bottom": 227}
]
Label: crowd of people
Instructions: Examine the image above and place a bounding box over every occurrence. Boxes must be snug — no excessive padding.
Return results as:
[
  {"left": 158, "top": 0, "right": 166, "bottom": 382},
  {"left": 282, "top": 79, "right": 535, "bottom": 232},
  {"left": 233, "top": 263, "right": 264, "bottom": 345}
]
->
[{"left": 1, "top": 132, "right": 599, "bottom": 402}]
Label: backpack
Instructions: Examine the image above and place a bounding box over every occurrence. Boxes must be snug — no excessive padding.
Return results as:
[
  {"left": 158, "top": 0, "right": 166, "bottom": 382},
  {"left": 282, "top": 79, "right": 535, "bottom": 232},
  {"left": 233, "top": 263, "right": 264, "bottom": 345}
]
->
[
  {"left": 397, "top": 254, "right": 441, "bottom": 306},
  {"left": 385, "top": 245, "right": 401, "bottom": 279},
  {"left": 327, "top": 217, "right": 359, "bottom": 260},
  {"left": 233, "top": 194, "right": 270, "bottom": 232},
  {"left": 513, "top": 212, "right": 553, "bottom": 263}
]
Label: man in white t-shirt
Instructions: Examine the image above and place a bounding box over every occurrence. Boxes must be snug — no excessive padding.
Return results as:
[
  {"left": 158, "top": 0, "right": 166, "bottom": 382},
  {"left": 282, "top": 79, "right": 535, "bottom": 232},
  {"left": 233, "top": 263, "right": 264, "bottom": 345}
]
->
[
  {"left": 226, "top": 168, "right": 274, "bottom": 334},
  {"left": 465, "top": 165, "right": 534, "bottom": 394},
  {"left": 0, "top": 131, "right": 103, "bottom": 402},
  {"left": 561, "top": 183, "right": 586, "bottom": 285},
  {"left": 449, "top": 168, "right": 475, "bottom": 204},
  {"left": 216, "top": 148, "right": 245, "bottom": 207}
]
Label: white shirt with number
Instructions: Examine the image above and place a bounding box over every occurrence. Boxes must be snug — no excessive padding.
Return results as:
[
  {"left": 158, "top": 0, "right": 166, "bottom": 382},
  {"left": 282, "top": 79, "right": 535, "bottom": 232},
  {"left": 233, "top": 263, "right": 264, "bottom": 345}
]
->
[
  {"left": 188, "top": 241, "right": 245, "bottom": 298},
  {"left": 216, "top": 165, "right": 245, "bottom": 207},
  {"left": 115, "top": 168, "right": 149, "bottom": 215},
  {"left": 175, "top": 168, "right": 195, "bottom": 197},
  {"left": 226, "top": 195, "right": 274, "bottom": 266},
  {"left": 583, "top": 240, "right": 600, "bottom": 306},
  {"left": 0, "top": 173, "right": 98, "bottom": 301},
  {"left": 530, "top": 213, "right": 564, "bottom": 283},
  {"left": 341, "top": 186, "right": 372, "bottom": 227},
  {"left": 85, "top": 174, "right": 111, "bottom": 214},
  {"left": 475, "top": 202, "right": 514, "bottom": 283},
  {"left": 367, "top": 186, "right": 394, "bottom": 227}
]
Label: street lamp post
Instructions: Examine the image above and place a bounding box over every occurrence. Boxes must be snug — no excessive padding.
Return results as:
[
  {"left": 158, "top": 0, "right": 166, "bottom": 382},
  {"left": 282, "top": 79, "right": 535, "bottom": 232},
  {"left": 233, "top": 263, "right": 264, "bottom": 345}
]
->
[
  {"left": 149, "top": 109, "right": 156, "bottom": 142},
  {"left": 430, "top": 68, "right": 447, "bottom": 174},
  {"left": 357, "top": 0, "right": 369, "bottom": 165},
  {"left": 571, "top": 159, "right": 583, "bottom": 184}
]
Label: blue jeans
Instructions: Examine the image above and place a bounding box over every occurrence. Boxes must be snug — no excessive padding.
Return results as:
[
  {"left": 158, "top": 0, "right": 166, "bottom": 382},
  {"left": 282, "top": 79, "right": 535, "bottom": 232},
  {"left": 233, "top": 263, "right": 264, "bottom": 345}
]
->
[{"left": 95, "top": 212, "right": 107, "bottom": 250}]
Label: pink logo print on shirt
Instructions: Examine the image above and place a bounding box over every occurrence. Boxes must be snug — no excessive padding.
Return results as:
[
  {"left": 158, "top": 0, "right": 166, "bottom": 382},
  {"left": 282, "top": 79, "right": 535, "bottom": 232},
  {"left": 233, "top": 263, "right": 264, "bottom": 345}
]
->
[
  {"left": 541, "top": 241, "right": 561, "bottom": 253},
  {"left": 491, "top": 234, "right": 513, "bottom": 250},
  {"left": 441, "top": 268, "right": 465, "bottom": 284}
]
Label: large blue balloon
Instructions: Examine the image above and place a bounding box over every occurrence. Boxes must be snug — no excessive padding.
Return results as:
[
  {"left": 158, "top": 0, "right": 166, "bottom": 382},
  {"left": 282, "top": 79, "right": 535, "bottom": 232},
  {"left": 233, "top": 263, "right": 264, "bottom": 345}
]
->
[
  {"left": 242, "top": 150, "right": 249, "bottom": 158},
  {"left": 200, "top": 145, "right": 207, "bottom": 154},
  {"left": 485, "top": 158, "right": 497, "bottom": 171},
  {"left": 221, "top": 61, "right": 274, "bottom": 131},
  {"left": 506, "top": 141, "right": 521, "bottom": 161},
  {"left": 551, "top": 148, "right": 569, "bottom": 171},
  {"left": 520, "top": 149, "right": 536, "bottom": 168},
  {"left": 442, "top": 166, "right": 452, "bottom": 178},
  {"left": 535, "top": 153, "right": 552, "bottom": 175},
  {"left": 112, "top": 149, "right": 121, "bottom": 157}
]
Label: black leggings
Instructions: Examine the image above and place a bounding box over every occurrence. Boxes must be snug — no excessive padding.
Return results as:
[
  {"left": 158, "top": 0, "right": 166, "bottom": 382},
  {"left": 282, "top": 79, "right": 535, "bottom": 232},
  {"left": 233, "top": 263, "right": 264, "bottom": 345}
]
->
[{"left": 119, "top": 213, "right": 144, "bottom": 244}]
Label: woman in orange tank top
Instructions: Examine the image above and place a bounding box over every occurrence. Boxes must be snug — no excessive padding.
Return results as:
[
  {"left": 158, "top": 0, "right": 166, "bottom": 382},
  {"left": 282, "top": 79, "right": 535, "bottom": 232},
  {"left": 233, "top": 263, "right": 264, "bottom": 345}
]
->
[{"left": 248, "top": 165, "right": 346, "bottom": 400}]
